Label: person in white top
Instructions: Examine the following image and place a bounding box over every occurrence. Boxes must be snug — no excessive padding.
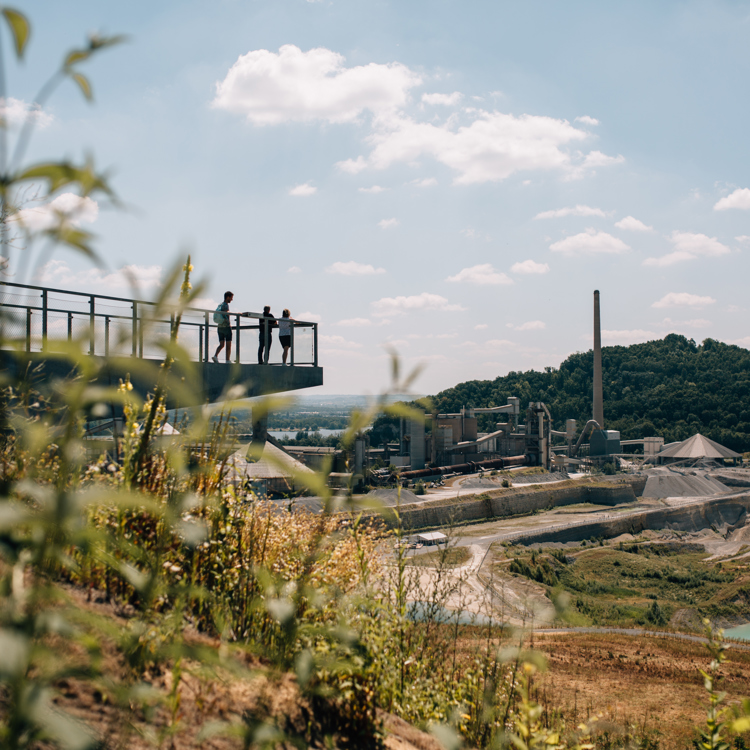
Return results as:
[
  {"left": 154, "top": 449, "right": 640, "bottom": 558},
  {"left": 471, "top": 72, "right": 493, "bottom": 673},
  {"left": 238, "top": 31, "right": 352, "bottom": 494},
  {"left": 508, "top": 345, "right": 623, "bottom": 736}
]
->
[{"left": 278, "top": 308, "right": 293, "bottom": 364}]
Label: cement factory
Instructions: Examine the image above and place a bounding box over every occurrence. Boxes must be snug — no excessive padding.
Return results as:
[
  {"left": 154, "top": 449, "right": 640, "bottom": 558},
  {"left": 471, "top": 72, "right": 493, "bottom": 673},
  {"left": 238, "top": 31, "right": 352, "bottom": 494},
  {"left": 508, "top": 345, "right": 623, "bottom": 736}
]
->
[{"left": 350, "top": 289, "right": 739, "bottom": 487}]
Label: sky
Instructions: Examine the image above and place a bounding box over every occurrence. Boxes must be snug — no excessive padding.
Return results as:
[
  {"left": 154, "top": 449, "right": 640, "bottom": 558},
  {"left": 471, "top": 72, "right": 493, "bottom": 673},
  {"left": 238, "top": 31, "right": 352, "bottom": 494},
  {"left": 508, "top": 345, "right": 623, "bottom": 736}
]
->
[{"left": 5, "top": 0, "right": 750, "bottom": 394}]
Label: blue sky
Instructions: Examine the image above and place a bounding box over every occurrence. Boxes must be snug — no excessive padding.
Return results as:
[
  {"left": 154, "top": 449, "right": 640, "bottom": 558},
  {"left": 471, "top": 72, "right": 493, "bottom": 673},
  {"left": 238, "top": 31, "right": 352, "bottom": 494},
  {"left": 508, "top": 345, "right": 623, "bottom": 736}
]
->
[{"left": 7, "top": 1, "right": 750, "bottom": 393}]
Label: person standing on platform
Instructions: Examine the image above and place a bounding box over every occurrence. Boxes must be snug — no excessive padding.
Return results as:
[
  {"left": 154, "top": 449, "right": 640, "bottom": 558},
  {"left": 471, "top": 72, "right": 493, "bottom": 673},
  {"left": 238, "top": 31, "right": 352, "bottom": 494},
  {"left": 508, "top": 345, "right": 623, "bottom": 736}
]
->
[
  {"left": 278, "top": 309, "right": 294, "bottom": 365},
  {"left": 258, "top": 305, "right": 276, "bottom": 364},
  {"left": 212, "top": 291, "right": 234, "bottom": 363}
]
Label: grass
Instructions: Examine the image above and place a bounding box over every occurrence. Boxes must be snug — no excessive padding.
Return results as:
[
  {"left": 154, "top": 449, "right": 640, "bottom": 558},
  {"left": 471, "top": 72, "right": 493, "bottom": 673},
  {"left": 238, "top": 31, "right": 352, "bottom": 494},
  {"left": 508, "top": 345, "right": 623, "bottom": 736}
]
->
[
  {"left": 408, "top": 546, "right": 471, "bottom": 567},
  {"left": 496, "top": 541, "right": 750, "bottom": 629}
]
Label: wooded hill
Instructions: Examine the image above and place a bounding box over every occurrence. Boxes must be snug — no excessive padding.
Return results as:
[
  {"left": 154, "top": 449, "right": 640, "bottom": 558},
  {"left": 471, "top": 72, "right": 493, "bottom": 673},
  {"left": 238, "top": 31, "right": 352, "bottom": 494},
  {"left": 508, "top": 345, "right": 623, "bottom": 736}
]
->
[{"left": 433, "top": 334, "right": 750, "bottom": 452}]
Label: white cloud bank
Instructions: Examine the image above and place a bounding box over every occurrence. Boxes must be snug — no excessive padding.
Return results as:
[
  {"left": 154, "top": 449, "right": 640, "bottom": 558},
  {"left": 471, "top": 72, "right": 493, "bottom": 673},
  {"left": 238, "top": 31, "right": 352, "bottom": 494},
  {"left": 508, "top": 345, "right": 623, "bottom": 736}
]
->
[
  {"left": 601, "top": 329, "right": 657, "bottom": 345},
  {"left": 358, "top": 185, "right": 386, "bottom": 193},
  {"left": 326, "top": 261, "right": 385, "bottom": 276},
  {"left": 652, "top": 292, "right": 716, "bottom": 309},
  {"left": 214, "top": 45, "right": 624, "bottom": 185},
  {"left": 363, "top": 111, "right": 615, "bottom": 185},
  {"left": 378, "top": 218, "right": 399, "bottom": 229},
  {"left": 422, "top": 92, "right": 462, "bottom": 106},
  {"left": 550, "top": 228, "right": 630, "bottom": 256},
  {"left": 714, "top": 188, "right": 750, "bottom": 211},
  {"left": 11, "top": 193, "right": 98, "bottom": 232},
  {"left": 0, "top": 97, "right": 53, "bottom": 129},
  {"left": 372, "top": 292, "right": 466, "bottom": 317},
  {"left": 212, "top": 45, "right": 421, "bottom": 124},
  {"left": 37, "top": 260, "right": 163, "bottom": 293},
  {"left": 615, "top": 216, "right": 653, "bottom": 232},
  {"left": 509, "top": 320, "right": 545, "bottom": 331},
  {"left": 288, "top": 182, "right": 317, "bottom": 196},
  {"left": 511, "top": 259, "right": 549, "bottom": 274},
  {"left": 337, "top": 317, "right": 371, "bottom": 327},
  {"left": 446, "top": 263, "right": 512, "bottom": 285},
  {"left": 643, "top": 231, "right": 730, "bottom": 267},
  {"left": 534, "top": 205, "right": 605, "bottom": 220}
]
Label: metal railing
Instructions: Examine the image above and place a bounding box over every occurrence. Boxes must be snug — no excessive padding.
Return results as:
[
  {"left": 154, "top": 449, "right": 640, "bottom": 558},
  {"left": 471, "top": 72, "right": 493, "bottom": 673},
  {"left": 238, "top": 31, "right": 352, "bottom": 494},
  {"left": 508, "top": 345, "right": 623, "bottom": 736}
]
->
[{"left": 0, "top": 281, "right": 318, "bottom": 367}]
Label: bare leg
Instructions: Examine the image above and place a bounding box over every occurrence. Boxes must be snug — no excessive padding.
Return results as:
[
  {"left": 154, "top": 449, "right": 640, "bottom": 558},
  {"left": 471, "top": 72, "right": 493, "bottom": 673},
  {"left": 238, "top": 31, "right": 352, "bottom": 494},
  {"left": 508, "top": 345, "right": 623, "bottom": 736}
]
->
[
  {"left": 214, "top": 341, "right": 225, "bottom": 358},
  {"left": 282, "top": 345, "right": 290, "bottom": 364},
  {"left": 226, "top": 340, "right": 232, "bottom": 362}
]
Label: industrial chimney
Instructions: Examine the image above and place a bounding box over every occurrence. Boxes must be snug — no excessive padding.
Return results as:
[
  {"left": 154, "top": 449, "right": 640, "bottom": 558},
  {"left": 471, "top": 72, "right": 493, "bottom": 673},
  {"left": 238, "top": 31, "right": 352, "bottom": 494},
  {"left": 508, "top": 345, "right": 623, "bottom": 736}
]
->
[{"left": 593, "top": 290, "right": 604, "bottom": 428}]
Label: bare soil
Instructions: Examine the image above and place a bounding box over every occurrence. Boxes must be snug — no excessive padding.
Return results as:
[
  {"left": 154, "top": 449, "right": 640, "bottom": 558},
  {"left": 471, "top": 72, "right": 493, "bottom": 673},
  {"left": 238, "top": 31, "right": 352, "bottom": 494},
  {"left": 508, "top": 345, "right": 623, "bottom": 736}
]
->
[{"left": 531, "top": 631, "right": 750, "bottom": 749}]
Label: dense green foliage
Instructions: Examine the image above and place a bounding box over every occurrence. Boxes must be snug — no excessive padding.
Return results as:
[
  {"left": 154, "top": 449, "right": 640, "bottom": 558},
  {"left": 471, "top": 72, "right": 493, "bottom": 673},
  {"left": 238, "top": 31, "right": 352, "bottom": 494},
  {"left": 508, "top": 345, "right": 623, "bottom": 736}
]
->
[{"left": 434, "top": 334, "right": 750, "bottom": 452}]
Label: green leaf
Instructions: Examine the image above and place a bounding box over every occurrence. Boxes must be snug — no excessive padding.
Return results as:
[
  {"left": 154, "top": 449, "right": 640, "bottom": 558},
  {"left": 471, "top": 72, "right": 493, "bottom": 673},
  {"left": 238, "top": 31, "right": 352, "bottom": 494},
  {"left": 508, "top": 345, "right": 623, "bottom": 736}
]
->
[
  {"left": 2, "top": 8, "right": 30, "bottom": 58},
  {"left": 70, "top": 72, "right": 92, "bottom": 101},
  {"left": 64, "top": 49, "right": 90, "bottom": 68}
]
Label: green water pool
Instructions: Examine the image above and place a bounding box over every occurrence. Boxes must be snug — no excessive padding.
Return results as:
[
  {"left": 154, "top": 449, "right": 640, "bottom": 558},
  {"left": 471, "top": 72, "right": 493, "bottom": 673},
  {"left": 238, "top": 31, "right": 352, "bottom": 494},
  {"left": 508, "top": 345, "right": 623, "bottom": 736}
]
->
[{"left": 724, "top": 623, "right": 750, "bottom": 641}]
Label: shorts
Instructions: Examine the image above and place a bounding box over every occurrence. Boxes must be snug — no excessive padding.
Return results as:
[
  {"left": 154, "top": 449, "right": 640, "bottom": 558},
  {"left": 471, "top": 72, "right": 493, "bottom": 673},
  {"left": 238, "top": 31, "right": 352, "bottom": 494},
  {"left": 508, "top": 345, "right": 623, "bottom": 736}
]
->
[
  {"left": 218, "top": 327, "right": 232, "bottom": 342},
  {"left": 280, "top": 335, "right": 291, "bottom": 347}
]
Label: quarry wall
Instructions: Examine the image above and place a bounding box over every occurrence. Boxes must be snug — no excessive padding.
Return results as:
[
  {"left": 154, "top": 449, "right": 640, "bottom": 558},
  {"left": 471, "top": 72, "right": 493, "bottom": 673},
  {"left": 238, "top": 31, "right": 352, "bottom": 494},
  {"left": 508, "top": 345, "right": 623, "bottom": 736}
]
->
[
  {"left": 509, "top": 493, "right": 750, "bottom": 546},
  {"left": 391, "top": 476, "right": 647, "bottom": 531}
]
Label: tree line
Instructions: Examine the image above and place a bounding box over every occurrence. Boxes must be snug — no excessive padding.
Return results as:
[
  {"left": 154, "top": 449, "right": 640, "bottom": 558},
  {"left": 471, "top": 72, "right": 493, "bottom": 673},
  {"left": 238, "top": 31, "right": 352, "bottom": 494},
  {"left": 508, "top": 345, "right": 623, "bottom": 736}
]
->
[{"left": 432, "top": 334, "right": 750, "bottom": 452}]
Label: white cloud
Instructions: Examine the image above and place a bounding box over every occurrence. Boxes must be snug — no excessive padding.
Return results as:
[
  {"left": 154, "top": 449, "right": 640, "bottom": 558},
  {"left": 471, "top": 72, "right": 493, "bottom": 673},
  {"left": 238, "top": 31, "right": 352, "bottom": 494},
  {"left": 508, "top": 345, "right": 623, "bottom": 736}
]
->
[
  {"left": 11, "top": 193, "right": 99, "bottom": 232},
  {"left": 534, "top": 205, "right": 605, "bottom": 220},
  {"left": 643, "top": 231, "right": 730, "bottom": 267},
  {"left": 0, "top": 97, "right": 53, "bottom": 129},
  {"left": 581, "top": 150, "right": 624, "bottom": 168},
  {"left": 287, "top": 266, "right": 302, "bottom": 273},
  {"left": 511, "top": 259, "right": 549, "bottom": 274},
  {"left": 288, "top": 182, "right": 317, "bottom": 196},
  {"left": 362, "top": 110, "right": 616, "bottom": 185},
  {"left": 511, "top": 320, "right": 546, "bottom": 331},
  {"left": 358, "top": 185, "right": 386, "bottom": 193},
  {"left": 336, "top": 156, "right": 368, "bottom": 174},
  {"left": 421, "top": 92, "right": 463, "bottom": 106},
  {"left": 212, "top": 45, "right": 421, "bottom": 125},
  {"left": 372, "top": 292, "right": 466, "bottom": 317},
  {"left": 36, "top": 260, "right": 162, "bottom": 293},
  {"left": 297, "top": 310, "right": 322, "bottom": 322},
  {"left": 549, "top": 228, "right": 630, "bottom": 256},
  {"left": 462, "top": 228, "right": 491, "bottom": 240},
  {"left": 735, "top": 235, "right": 750, "bottom": 244},
  {"left": 714, "top": 188, "right": 750, "bottom": 211},
  {"left": 409, "top": 177, "right": 438, "bottom": 187},
  {"left": 601, "top": 329, "right": 657, "bottom": 345},
  {"left": 615, "top": 215, "right": 653, "bottom": 232},
  {"left": 321, "top": 334, "right": 362, "bottom": 348},
  {"left": 575, "top": 115, "right": 599, "bottom": 126},
  {"left": 326, "top": 261, "right": 386, "bottom": 276},
  {"left": 731, "top": 336, "right": 750, "bottom": 349},
  {"left": 337, "top": 317, "right": 371, "bottom": 327},
  {"left": 378, "top": 217, "right": 400, "bottom": 229},
  {"left": 446, "top": 263, "right": 513, "bottom": 285},
  {"left": 661, "top": 317, "right": 711, "bottom": 329},
  {"left": 652, "top": 292, "right": 716, "bottom": 309},
  {"left": 474, "top": 324, "right": 488, "bottom": 330}
]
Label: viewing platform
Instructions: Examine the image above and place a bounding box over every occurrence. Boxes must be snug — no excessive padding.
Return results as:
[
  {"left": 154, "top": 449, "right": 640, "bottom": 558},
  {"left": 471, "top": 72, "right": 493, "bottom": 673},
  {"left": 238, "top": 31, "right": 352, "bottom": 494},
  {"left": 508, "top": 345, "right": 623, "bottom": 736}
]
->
[{"left": 0, "top": 281, "right": 323, "bottom": 407}]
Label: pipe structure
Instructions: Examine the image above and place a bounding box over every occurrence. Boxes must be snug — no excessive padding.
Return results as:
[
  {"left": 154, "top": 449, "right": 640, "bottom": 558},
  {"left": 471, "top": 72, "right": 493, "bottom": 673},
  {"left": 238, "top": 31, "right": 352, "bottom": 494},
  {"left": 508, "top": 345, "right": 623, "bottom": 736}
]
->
[
  {"left": 396, "top": 454, "right": 527, "bottom": 482},
  {"left": 593, "top": 290, "right": 604, "bottom": 428},
  {"left": 571, "top": 419, "right": 602, "bottom": 458}
]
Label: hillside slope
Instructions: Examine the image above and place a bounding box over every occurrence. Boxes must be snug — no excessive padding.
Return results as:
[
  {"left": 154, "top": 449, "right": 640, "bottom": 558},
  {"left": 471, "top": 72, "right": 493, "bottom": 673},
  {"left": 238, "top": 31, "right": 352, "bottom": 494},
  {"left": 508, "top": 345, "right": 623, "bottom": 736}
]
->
[{"left": 433, "top": 334, "right": 750, "bottom": 452}]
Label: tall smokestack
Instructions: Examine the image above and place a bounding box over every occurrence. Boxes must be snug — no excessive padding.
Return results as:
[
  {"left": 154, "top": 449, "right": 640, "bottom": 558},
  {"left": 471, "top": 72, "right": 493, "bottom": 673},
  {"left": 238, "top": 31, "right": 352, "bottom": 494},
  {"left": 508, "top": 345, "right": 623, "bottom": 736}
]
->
[{"left": 593, "top": 290, "right": 604, "bottom": 428}]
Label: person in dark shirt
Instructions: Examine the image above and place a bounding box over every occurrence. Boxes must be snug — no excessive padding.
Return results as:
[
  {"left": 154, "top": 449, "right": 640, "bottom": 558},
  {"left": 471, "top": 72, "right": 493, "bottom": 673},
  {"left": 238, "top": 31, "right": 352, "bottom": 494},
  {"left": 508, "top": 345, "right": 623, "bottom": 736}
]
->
[{"left": 258, "top": 305, "right": 276, "bottom": 364}]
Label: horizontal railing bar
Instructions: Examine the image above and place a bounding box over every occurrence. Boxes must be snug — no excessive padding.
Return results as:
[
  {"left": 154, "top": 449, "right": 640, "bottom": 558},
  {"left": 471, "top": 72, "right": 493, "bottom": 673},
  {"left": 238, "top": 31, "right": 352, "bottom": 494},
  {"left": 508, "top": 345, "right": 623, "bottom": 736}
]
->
[{"left": 0, "top": 280, "right": 316, "bottom": 326}]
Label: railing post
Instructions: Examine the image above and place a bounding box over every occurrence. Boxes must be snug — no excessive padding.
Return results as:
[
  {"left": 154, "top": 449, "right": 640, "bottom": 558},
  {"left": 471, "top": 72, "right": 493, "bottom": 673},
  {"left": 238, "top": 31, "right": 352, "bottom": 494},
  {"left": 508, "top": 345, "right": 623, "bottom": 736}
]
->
[
  {"left": 235, "top": 313, "right": 240, "bottom": 363},
  {"left": 198, "top": 324, "right": 203, "bottom": 363},
  {"left": 89, "top": 295, "right": 95, "bottom": 354},
  {"left": 290, "top": 322, "right": 295, "bottom": 366},
  {"left": 313, "top": 323, "right": 318, "bottom": 368},
  {"left": 42, "top": 289, "right": 48, "bottom": 350},
  {"left": 67, "top": 312, "right": 73, "bottom": 341},
  {"left": 138, "top": 309, "right": 144, "bottom": 358},
  {"left": 25, "top": 309, "right": 31, "bottom": 352},
  {"left": 132, "top": 302, "right": 138, "bottom": 356},
  {"left": 204, "top": 312, "right": 209, "bottom": 362},
  {"left": 105, "top": 316, "right": 110, "bottom": 356}
]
